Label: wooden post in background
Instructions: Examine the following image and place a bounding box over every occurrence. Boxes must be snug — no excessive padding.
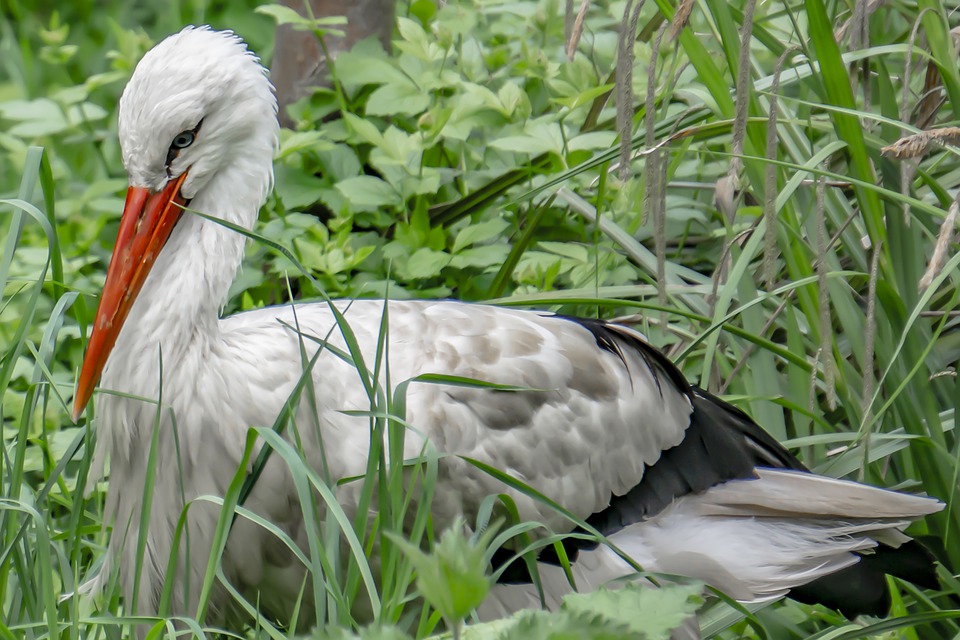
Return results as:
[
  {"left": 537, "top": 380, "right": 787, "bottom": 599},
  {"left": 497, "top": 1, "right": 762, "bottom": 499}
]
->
[{"left": 270, "top": 0, "right": 395, "bottom": 127}]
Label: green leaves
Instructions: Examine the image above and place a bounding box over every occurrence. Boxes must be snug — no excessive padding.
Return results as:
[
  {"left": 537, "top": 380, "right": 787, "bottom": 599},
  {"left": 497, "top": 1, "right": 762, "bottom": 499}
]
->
[
  {"left": 310, "top": 626, "right": 414, "bottom": 640},
  {"left": 255, "top": 4, "right": 347, "bottom": 36},
  {"left": 492, "top": 122, "right": 565, "bottom": 156},
  {"left": 385, "top": 516, "right": 701, "bottom": 640},
  {"left": 495, "top": 584, "right": 703, "bottom": 640},
  {"left": 400, "top": 248, "right": 452, "bottom": 280},
  {"left": 390, "top": 518, "right": 497, "bottom": 625},
  {"left": 499, "top": 610, "right": 632, "bottom": 640},
  {"left": 367, "top": 81, "right": 432, "bottom": 117},
  {"left": 563, "top": 583, "right": 704, "bottom": 640},
  {"left": 452, "top": 219, "right": 510, "bottom": 254},
  {"left": 336, "top": 176, "right": 404, "bottom": 210},
  {"left": 0, "top": 98, "right": 107, "bottom": 137}
]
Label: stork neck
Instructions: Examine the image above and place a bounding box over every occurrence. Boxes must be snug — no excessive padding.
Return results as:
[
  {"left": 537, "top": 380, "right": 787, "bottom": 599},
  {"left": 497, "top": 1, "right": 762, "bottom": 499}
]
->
[{"left": 113, "top": 162, "right": 266, "bottom": 364}]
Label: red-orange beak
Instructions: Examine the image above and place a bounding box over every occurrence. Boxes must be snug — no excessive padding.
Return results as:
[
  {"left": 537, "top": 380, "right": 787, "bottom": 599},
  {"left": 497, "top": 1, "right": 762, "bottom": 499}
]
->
[{"left": 72, "top": 172, "right": 189, "bottom": 421}]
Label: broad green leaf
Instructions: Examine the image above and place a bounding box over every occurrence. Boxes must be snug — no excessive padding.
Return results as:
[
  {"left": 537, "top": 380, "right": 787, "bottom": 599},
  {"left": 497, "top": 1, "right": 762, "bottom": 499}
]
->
[
  {"left": 255, "top": 4, "right": 310, "bottom": 26},
  {"left": 397, "top": 17, "right": 431, "bottom": 51},
  {"left": 563, "top": 583, "right": 704, "bottom": 640},
  {"left": 308, "top": 626, "right": 412, "bottom": 640},
  {"left": 491, "top": 135, "right": 557, "bottom": 155},
  {"left": 449, "top": 244, "right": 510, "bottom": 269},
  {"left": 537, "top": 241, "right": 590, "bottom": 262},
  {"left": 343, "top": 112, "right": 384, "bottom": 146},
  {"left": 278, "top": 130, "right": 333, "bottom": 159},
  {"left": 255, "top": 4, "right": 347, "bottom": 30},
  {"left": 568, "top": 131, "right": 617, "bottom": 152},
  {"left": 0, "top": 98, "right": 62, "bottom": 122},
  {"left": 335, "top": 176, "right": 401, "bottom": 209},
  {"left": 401, "top": 248, "right": 452, "bottom": 279},
  {"left": 554, "top": 83, "right": 616, "bottom": 110},
  {"left": 388, "top": 518, "right": 496, "bottom": 623},
  {"left": 498, "top": 82, "right": 529, "bottom": 117},
  {"left": 0, "top": 99, "right": 69, "bottom": 136},
  {"left": 274, "top": 165, "right": 325, "bottom": 209},
  {"left": 334, "top": 43, "right": 406, "bottom": 90},
  {"left": 367, "top": 77, "right": 431, "bottom": 116},
  {"left": 318, "top": 144, "right": 363, "bottom": 182},
  {"left": 66, "top": 102, "right": 108, "bottom": 125},
  {"left": 498, "top": 610, "right": 633, "bottom": 640},
  {"left": 452, "top": 218, "right": 510, "bottom": 253},
  {"left": 410, "top": 0, "right": 437, "bottom": 25},
  {"left": 491, "top": 122, "right": 564, "bottom": 155}
]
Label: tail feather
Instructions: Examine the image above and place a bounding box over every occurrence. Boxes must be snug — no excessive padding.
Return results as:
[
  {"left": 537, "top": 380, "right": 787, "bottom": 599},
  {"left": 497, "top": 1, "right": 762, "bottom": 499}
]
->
[
  {"left": 489, "top": 469, "right": 943, "bottom": 619},
  {"left": 697, "top": 468, "right": 943, "bottom": 521}
]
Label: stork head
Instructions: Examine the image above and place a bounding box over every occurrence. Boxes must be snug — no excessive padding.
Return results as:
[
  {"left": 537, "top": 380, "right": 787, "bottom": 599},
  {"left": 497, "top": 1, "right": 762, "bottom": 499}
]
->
[
  {"left": 72, "top": 26, "right": 279, "bottom": 421},
  {"left": 119, "top": 25, "right": 278, "bottom": 196}
]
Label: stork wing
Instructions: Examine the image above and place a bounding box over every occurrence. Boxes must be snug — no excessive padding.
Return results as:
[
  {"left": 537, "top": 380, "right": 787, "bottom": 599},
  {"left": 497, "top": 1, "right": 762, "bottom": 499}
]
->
[{"left": 226, "top": 299, "right": 783, "bottom": 532}]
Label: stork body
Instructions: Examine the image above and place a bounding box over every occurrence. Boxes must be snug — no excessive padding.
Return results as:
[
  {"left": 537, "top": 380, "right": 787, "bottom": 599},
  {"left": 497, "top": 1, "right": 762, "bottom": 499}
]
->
[{"left": 76, "top": 27, "right": 943, "bottom": 632}]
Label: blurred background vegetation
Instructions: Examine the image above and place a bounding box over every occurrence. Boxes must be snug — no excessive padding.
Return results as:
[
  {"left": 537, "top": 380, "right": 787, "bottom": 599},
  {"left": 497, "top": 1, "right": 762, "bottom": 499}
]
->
[{"left": 3, "top": 0, "right": 960, "bottom": 637}]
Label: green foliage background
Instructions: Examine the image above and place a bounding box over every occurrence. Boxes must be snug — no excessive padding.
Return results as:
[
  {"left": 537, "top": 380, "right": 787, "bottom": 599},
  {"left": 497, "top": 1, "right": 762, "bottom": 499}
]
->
[{"left": 2, "top": 0, "right": 960, "bottom": 638}]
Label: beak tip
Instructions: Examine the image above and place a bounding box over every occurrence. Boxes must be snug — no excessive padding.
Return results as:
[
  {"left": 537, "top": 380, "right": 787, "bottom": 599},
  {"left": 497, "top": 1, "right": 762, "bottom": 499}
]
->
[
  {"left": 72, "top": 379, "right": 91, "bottom": 423},
  {"left": 71, "top": 400, "right": 85, "bottom": 423}
]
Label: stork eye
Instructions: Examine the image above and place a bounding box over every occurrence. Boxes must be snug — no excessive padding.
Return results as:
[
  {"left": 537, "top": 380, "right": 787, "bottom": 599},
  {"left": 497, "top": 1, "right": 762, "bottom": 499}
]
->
[
  {"left": 166, "top": 120, "right": 203, "bottom": 171},
  {"left": 171, "top": 131, "right": 196, "bottom": 149}
]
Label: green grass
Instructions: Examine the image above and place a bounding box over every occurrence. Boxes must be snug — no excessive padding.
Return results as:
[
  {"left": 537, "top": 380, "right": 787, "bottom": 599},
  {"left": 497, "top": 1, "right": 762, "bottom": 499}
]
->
[{"left": 3, "top": 0, "right": 960, "bottom": 638}]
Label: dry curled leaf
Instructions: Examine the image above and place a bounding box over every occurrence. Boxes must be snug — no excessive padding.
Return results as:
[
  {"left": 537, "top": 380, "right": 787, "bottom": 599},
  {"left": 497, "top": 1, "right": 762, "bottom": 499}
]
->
[
  {"left": 834, "top": 0, "right": 881, "bottom": 44},
  {"left": 714, "top": 174, "right": 739, "bottom": 222},
  {"left": 915, "top": 62, "right": 945, "bottom": 129},
  {"left": 670, "top": 0, "right": 695, "bottom": 38},
  {"left": 881, "top": 127, "right": 960, "bottom": 159},
  {"left": 919, "top": 197, "right": 959, "bottom": 291},
  {"left": 566, "top": 0, "right": 590, "bottom": 61}
]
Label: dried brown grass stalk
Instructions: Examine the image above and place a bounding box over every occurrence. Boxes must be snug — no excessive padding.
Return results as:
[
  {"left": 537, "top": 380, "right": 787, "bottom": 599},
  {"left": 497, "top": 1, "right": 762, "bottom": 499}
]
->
[
  {"left": 729, "top": 0, "right": 757, "bottom": 179},
  {"left": 714, "top": 174, "right": 739, "bottom": 222},
  {"left": 616, "top": 0, "right": 645, "bottom": 181},
  {"left": 834, "top": 0, "right": 883, "bottom": 42},
  {"left": 717, "top": 0, "right": 756, "bottom": 225},
  {"left": 919, "top": 196, "right": 959, "bottom": 291},
  {"left": 850, "top": 0, "right": 868, "bottom": 49},
  {"left": 881, "top": 127, "right": 960, "bottom": 159},
  {"left": 816, "top": 171, "right": 836, "bottom": 410},
  {"left": 566, "top": 0, "right": 591, "bottom": 61},
  {"left": 763, "top": 47, "right": 797, "bottom": 289},
  {"left": 644, "top": 23, "right": 666, "bottom": 146},
  {"left": 896, "top": 11, "right": 931, "bottom": 225},
  {"left": 901, "top": 10, "right": 929, "bottom": 124},
  {"left": 671, "top": 0, "right": 695, "bottom": 39},
  {"left": 656, "top": 117, "right": 670, "bottom": 312},
  {"left": 644, "top": 24, "right": 668, "bottom": 311},
  {"left": 851, "top": 0, "right": 871, "bottom": 105},
  {"left": 913, "top": 14, "right": 947, "bottom": 131},
  {"left": 809, "top": 348, "right": 822, "bottom": 415},
  {"left": 861, "top": 240, "right": 881, "bottom": 421},
  {"left": 642, "top": 150, "right": 660, "bottom": 233},
  {"left": 914, "top": 65, "right": 947, "bottom": 130}
]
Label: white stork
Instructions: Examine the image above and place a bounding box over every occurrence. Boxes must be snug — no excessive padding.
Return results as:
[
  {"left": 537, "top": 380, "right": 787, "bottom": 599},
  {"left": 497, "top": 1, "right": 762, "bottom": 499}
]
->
[{"left": 74, "top": 26, "right": 943, "bottom": 634}]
